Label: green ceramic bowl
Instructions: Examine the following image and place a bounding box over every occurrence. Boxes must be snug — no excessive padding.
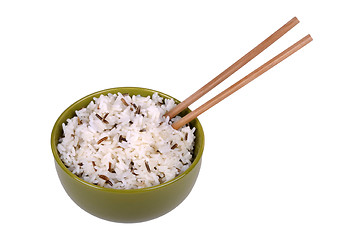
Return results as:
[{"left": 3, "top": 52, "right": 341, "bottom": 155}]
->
[{"left": 51, "top": 87, "right": 204, "bottom": 223}]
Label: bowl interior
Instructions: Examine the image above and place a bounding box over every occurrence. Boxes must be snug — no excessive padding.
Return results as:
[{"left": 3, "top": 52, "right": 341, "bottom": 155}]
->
[{"left": 51, "top": 87, "right": 204, "bottom": 192}]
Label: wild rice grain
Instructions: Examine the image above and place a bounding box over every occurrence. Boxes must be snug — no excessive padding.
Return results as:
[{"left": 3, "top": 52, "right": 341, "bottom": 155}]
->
[
  {"left": 108, "top": 162, "right": 116, "bottom": 173},
  {"left": 95, "top": 113, "right": 102, "bottom": 121},
  {"left": 135, "top": 106, "right": 141, "bottom": 115},
  {"left": 119, "top": 135, "right": 127, "bottom": 142},
  {"left": 102, "top": 113, "right": 109, "bottom": 124},
  {"left": 97, "top": 136, "right": 108, "bottom": 144},
  {"left": 106, "top": 180, "right": 113, "bottom": 186},
  {"left": 131, "top": 169, "right": 138, "bottom": 176},
  {"left": 103, "top": 112, "right": 109, "bottom": 120},
  {"left": 121, "top": 98, "right": 129, "bottom": 106},
  {"left": 92, "top": 161, "right": 97, "bottom": 171},
  {"left": 145, "top": 161, "right": 151, "bottom": 173},
  {"left": 158, "top": 172, "right": 165, "bottom": 183},
  {"left": 179, "top": 159, "right": 188, "bottom": 165},
  {"left": 99, "top": 175, "right": 109, "bottom": 181}
]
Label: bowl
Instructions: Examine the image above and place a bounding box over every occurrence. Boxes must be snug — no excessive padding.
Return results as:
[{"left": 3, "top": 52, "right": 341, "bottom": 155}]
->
[{"left": 50, "top": 87, "right": 205, "bottom": 223}]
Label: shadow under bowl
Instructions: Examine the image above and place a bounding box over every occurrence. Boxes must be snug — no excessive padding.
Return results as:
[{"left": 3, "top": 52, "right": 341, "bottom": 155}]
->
[{"left": 50, "top": 87, "right": 205, "bottom": 223}]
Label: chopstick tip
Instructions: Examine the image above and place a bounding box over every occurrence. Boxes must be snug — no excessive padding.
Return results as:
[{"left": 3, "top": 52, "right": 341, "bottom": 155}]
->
[
  {"left": 304, "top": 34, "right": 313, "bottom": 43},
  {"left": 291, "top": 16, "right": 300, "bottom": 24}
]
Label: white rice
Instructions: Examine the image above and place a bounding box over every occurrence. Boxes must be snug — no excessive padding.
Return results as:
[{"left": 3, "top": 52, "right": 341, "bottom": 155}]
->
[{"left": 57, "top": 92, "right": 195, "bottom": 189}]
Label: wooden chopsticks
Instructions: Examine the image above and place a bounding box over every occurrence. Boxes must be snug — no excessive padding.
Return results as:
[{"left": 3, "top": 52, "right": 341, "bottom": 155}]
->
[
  {"left": 165, "top": 17, "right": 300, "bottom": 120},
  {"left": 169, "top": 17, "right": 312, "bottom": 130}
]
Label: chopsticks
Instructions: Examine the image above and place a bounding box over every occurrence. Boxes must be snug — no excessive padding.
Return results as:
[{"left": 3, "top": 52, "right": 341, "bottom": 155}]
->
[
  {"left": 169, "top": 18, "right": 312, "bottom": 130},
  {"left": 165, "top": 17, "right": 300, "bottom": 120}
]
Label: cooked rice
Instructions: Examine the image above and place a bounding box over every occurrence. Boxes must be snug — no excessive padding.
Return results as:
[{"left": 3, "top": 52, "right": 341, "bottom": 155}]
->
[{"left": 57, "top": 92, "right": 195, "bottom": 189}]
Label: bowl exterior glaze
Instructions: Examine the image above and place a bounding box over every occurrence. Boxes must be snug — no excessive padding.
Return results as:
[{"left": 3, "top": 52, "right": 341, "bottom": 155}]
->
[{"left": 51, "top": 87, "right": 204, "bottom": 223}]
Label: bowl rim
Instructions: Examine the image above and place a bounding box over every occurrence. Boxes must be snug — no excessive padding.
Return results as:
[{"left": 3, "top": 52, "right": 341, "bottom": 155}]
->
[{"left": 51, "top": 87, "right": 205, "bottom": 193}]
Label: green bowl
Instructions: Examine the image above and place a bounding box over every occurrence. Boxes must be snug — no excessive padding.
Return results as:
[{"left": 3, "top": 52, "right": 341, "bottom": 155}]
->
[{"left": 50, "top": 87, "right": 205, "bottom": 223}]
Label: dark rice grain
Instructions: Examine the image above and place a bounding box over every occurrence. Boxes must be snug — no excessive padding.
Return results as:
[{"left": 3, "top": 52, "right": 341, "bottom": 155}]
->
[
  {"left": 97, "top": 136, "right": 108, "bottom": 144},
  {"left": 106, "top": 180, "right": 113, "bottom": 186},
  {"left": 121, "top": 98, "right": 129, "bottom": 106},
  {"left": 144, "top": 161, "right": 151, "bottom": 173},
  {"left": 95, "top": 113, "right": 103, "bottom": 121},
  {"left": 99, "top": 175, "right": 109, "bottom": 181},
  {"left": 119, "top": 135, "right": 127, "bottom": 142}
]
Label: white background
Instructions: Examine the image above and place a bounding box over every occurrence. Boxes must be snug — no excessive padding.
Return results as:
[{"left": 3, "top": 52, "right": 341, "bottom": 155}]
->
[{"left": 1, "top": 0, "right": 360, "bottom": 239}]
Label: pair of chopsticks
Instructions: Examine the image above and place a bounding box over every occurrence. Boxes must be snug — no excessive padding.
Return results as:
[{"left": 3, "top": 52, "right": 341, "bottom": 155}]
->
[{"left": 166, "top": 17, "right": 312, "bottom": 130}]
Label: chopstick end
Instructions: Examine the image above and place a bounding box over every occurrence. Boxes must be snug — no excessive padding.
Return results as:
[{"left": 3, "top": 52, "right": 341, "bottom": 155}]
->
[
  {"left": 307, "top": 34, "right": 313, "bottom": 41},
  {"left": 292, "top": 16, "right": 300, "bottom": 24}
]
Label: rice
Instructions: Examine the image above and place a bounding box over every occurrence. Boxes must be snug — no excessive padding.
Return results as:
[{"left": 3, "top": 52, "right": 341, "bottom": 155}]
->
[{"left": 57, "top": 92, "right": 196, "bottom": 189}]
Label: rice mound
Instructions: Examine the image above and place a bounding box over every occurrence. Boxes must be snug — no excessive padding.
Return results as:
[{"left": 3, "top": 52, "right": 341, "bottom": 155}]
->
[{"left": 57, "top": 92, "right": 195, "bottom": 189}]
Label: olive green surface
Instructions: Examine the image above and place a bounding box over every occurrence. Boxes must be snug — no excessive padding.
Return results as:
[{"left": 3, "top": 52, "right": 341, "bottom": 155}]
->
[{"left": 51, "top": 87, "right": 205, "bottom": 223}]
